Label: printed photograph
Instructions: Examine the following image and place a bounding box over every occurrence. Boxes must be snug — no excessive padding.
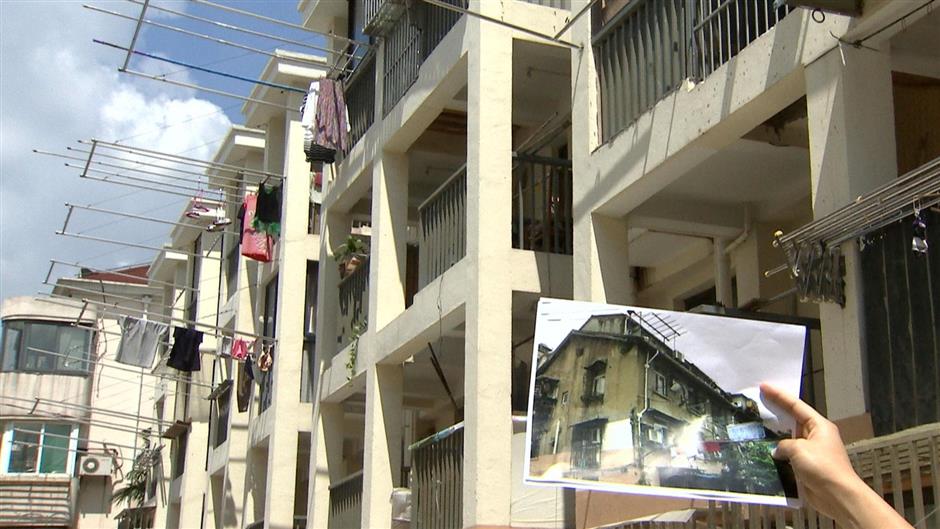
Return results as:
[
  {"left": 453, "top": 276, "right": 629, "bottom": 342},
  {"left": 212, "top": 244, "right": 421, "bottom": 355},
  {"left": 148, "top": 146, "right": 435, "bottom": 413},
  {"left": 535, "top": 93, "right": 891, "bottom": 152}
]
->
[{"left": 525, "top": 299, "right": 807, "bottom": 506}]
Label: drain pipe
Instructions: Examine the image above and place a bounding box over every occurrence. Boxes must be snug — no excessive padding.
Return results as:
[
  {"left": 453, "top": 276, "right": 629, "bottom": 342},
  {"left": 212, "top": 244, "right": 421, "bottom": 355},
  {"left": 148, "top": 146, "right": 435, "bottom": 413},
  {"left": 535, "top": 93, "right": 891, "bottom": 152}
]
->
[
  {"left": 723, "top": 205, "right": 753, "bottom": 256},
  {"left": 637, "top": 349, "right": 661, "bottom": 485}
]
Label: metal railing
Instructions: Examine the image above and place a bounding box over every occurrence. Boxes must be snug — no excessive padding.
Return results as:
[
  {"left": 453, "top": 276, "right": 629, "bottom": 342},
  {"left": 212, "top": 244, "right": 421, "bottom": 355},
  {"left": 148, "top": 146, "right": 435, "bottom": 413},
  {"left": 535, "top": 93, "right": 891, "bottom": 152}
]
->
[
  {"left": 417, "top": 165, "right": 467, "bottom": 289},
  {"left": 0, "top": 476, "right": 73, "bottom": 527},
  {"left": 594, "top": 0, "right": 791, "bottom": 142},
  {"left": 411, "top": 426, "right": 464, "bottom": 529},
  {"left": 691, "top": 0, "right": 791, "bottom": 80},
  {"left": 344, "top": 51, "right": 376, "bottom": 153},
  {"left": 383, "top": 0, "right": 467, "bottom": 115},
  {"left": 338, "top": 257, "right": 370, "bottom": 350},
  {"left": 328, "top": 471, "right": 363, "bottom": 529},
  {"left": 512, "top": 153, "right": 573, "bottom": 255}
]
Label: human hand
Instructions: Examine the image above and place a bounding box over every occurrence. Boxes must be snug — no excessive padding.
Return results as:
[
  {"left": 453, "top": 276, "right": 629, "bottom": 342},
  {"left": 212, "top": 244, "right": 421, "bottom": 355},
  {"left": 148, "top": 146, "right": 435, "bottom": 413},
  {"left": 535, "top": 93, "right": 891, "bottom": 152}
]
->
[{"left": 759, "top": 383, "right": 912, "bottom": 529}]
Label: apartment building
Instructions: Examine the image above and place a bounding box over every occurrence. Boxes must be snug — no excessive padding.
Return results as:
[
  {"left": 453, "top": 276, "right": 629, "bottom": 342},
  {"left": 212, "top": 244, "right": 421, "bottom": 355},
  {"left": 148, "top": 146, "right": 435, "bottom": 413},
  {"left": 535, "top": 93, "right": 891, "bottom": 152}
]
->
[
  {"left": 291, "top": 0, "right": 940, "bottom": 528},
  {"left": 143, "top": 50, "right": 329, "bottom": 529},
  {"left": 0, "top": 266, "right": 166, "bottom": 528}
]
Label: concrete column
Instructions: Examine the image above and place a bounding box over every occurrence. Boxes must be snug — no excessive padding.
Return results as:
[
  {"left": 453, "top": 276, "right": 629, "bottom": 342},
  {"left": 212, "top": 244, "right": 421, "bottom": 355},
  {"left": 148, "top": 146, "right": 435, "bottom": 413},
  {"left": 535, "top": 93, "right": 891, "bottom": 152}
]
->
[
  {"left": 360, "top": 364, "right": 404, "bottom": 529},
  {"left": 368, "top": 152, "right": 410, "bottom": 336},
  {"left": 713, "top": 239, "right": 733, "bottom": 307},
  {"left": 463, "top": 2, "right": 513, "bottom": 527},
  {"left": 263, "top": 120, "right": 310, "bottom": 529},
  {"left": 573, "top": 213, "right": 634, "bottom": 304},
  {"left": 805, "top": 44, "right": 897, "bottom": 420},
  {"left": 307, "top": 401, "right": 345, "bottom": 529}
]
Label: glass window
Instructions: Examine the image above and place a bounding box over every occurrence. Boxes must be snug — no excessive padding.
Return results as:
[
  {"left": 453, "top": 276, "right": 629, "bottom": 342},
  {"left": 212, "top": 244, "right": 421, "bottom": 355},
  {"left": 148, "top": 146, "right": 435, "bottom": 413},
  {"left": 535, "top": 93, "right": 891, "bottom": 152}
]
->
[
  {"left": 3, "top": 422, "right": 76, "bottom": 474},
  {"left": 0, "top": 320, "right": 92, "bottom": 375}
]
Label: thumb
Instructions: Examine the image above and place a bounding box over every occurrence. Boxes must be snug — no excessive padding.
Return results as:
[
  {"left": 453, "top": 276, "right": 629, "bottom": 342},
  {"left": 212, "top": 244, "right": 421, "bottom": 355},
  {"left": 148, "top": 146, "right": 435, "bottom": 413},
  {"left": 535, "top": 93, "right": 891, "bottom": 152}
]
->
[{"left": 773, "top": 438, "right": 802, "bottom": 461}]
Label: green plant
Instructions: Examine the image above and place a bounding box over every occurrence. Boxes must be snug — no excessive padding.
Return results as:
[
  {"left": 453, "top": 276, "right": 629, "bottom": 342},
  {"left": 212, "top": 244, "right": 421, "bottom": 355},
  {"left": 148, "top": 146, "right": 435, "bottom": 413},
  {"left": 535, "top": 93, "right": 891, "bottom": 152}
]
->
[
  {"left": 334, "top": 235, "right": 368, "bottom": 263},
  {"left": 112, "top": 434, "right": 155, "bottom": 509},
  {"left": 346, "top": 319, "right": 367, "bottom": 380}
]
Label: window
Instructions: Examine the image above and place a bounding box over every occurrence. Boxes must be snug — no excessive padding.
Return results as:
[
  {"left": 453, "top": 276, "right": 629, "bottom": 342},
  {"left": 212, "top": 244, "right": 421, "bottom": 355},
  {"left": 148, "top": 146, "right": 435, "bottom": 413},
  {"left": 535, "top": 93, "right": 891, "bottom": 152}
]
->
[
  {"left": 259, "top": 276, "right": 278, "bottom": 414},
  {"left": 646, "top": 424, "right": 667, "bottom": 445},
  {"left": 1, "top": 320, "right": 93, "bottom": 375},
  {"left": 571, "top": 421, "right": 605, "bottom": 470},
  {"left": 561, "top": 392, "right": 569, "bottom": 405},
  {"left": 225, "top": 233, "right": 239, "bottom": 299},
  {"left": 212, "top": 386, "right": 231, "bottom": 448},
  {"left": 582, "top": 360, "right": 606, "bottom": 403},
  {"left": 653, "top": 372, "right": 668, "bottom": 397},
  {"left": 2, "top": 422, "right": 77, "bottom": 474},
  {"left": 171, "top": 433, "right": 188, "bottom": 479}
]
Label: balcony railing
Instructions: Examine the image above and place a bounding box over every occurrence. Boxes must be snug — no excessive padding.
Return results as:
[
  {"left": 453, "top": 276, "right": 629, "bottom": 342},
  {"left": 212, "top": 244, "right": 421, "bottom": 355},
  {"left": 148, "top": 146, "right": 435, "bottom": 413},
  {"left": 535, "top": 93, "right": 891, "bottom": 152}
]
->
[
  {"left": 417, "top": 165, "right": 467, "bottom": 289},
  {"left": 594, "top": 0, "right": 791, "bottom": 142},
  {"left": 0, "top": 475, "right": 73, "bottom": 527},
  {"left": 411, "top": 425, "right": 463, "bottom": 529},
  {"left": 520, "top": 0, "right": 571, "bottom": 8},
  {"left": 328, "top": 471, "right": 363, "bottom": 529},
  {"left": 338, "top": 257, "right": 370, "bottom": 351},
  {"left": 512, "top": 154, "right": 573, "bottom": 255},
  {"left": 383, "top": 0, "right": 467, "bottom": 115},
  {"left": 344, "top": 51, "right": 376, "bottom": 153}
]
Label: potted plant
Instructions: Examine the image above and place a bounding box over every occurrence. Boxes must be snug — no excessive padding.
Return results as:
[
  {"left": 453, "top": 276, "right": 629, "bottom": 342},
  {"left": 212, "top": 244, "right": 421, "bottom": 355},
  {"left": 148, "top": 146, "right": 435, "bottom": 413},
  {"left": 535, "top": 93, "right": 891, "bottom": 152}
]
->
[{"left": 335, "top": 235, "right": 368, "bottom": 278}]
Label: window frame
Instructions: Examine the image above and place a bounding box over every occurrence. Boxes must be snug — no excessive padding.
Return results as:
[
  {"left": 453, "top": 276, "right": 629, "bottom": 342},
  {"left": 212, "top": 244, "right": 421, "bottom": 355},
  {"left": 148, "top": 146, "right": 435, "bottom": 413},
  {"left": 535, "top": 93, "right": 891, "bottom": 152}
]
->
[
  {"left": 0, "top": 319, "right": 94, "bottom": 376},
  {"left": 653, "top": 372, "right": 668, "bottom": 397},
  {"left": 1, "top": 422, "right": 79, "bottom": 475}
]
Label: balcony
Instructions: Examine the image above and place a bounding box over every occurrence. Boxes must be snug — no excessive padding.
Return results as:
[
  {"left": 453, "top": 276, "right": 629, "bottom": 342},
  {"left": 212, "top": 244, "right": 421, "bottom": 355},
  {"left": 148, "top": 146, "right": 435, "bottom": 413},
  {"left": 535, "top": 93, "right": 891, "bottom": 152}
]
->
[
  {"left": 383, "top": 0, "right": 466, "bottom": 115},
  {"left": 345, "top": 51, "right": 377, "bottom": 154},
  {"left": 0, "top": 475, "right": 73, "bottom": 527},
  {"left": 410, "top": 425, "right": 464, "bottom": 529},
  {"left": 416, "top": 154, "right": 572, "bottom": 289},
  {"left": 328, "top": 471, "right": 363, "bottom": 529},
  {"left": 512, "top": 153, "right": 573, "bottom": 255},
  {"left": 594, "top": 0, "right": 792, "bottom": 142},
  {"left": 418, "top": 166, "right": 467, "bottom": 290},
  {"left": 337, "top": 256, "right": 370, "bottom": 351}
]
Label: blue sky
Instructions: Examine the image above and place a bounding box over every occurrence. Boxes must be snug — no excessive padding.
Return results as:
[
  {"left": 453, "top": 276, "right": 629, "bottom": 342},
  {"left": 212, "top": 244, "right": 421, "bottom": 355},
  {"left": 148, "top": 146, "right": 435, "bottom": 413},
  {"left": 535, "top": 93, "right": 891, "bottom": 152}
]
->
[{"left": 1, "top": 0, "right": 328, "bottom": 300}]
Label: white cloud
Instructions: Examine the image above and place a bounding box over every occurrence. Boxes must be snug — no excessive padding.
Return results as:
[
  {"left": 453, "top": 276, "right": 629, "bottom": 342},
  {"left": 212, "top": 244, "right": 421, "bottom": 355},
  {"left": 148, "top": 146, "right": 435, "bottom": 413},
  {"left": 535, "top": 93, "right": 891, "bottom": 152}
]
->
[{"left": 0, "top": 2, "right": 232, "bottom": 300}]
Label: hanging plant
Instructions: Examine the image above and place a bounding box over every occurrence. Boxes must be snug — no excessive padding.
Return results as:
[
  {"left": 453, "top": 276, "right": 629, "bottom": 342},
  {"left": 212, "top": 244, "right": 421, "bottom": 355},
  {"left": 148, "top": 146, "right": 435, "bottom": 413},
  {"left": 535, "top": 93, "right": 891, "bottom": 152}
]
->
[
  {"left": 347, "top": 319, "right": 367, "bottom": 380},
  {"left": 335, "top": 235, "right": 368, "bottom": 278}
]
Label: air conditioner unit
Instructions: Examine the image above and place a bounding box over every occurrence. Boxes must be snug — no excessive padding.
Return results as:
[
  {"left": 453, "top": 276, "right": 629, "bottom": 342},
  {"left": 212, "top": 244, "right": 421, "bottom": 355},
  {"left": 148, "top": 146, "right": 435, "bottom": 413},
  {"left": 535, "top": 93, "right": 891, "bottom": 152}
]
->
[{"left": 79, "top": 454, "right": 113, "bottom": 477}]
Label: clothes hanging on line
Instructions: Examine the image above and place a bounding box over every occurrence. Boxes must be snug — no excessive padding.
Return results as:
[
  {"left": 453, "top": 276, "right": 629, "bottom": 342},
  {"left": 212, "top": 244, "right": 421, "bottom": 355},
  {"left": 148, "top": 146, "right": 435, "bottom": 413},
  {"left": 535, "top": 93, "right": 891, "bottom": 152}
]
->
[
  {"left": 167, "top": 327, "right": 204, "bottom": 372},
  {"left": 311, "top": 79, "right": 349, "bottom": 159},
  {"left": 236, "top": 360, "right": 253, "bottom": 413},
  {"left": 231, "top": 338, "right": 250, "bottom": 361},
  {"left": 115, "top": 316, "right": 169, "bottom": 368},
  {"left": 301, "top": 81, "right": 319, "bottom": 159},
  {"left": 252, "top": 184, "right": 282, "bottom": 236},
  {"left": 240, "top": 194, "right": 274, "bottom": 262},
  {"left": 257, "top": 344, "right": 273, "bottom": 372}
]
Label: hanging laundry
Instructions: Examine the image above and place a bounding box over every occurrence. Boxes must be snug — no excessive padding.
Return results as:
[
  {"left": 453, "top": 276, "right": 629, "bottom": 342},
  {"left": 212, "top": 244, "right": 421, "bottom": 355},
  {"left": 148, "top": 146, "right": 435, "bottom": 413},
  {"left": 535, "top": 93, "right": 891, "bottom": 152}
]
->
[
  {"left": 236, "top": 360, "right": 253, "bottom": 413},
  {"left": 252, "top": 184, "right": 282, "bottom": 236},
  {"left": 913, "top": 211, "right": 928, "bottom": 254},
  {"left": 257, "top": 344, "right": 274, "bottom": 372},
  {"left": 301, "top": 81, "right": 319, "bottom": 162},
  {"left": 240, "top": 194, "right": 274, "bottom": 262},
  {"left": 115, "top": 316, "right": 169, "bottom": 369},
  {"left": 231, "top": 338, "right": 250, "bottom": 361},
  {"left": 311, "top": 79, "right": 349, "bottom": 161},
  {"left": 167, "top": 326, "right": 204, "bottom": 372}
]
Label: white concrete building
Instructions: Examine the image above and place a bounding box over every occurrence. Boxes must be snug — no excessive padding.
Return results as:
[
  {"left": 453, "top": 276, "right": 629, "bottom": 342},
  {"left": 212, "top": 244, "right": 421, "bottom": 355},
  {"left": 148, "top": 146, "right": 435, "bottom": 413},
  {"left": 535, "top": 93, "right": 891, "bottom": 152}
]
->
[
  {"left": 0, "top": 266, "right": 167, "bottom": 529},
  {"left": 292, "top": 0, "right": 940, "bottom": 528}
]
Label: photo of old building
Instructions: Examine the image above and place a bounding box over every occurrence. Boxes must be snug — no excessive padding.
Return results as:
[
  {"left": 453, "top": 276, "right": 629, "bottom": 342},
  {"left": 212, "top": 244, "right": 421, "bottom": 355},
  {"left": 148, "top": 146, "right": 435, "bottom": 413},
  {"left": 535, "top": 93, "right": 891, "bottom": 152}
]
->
[{"left": 528, "top": 307, "right": 798, "bottom": 499}]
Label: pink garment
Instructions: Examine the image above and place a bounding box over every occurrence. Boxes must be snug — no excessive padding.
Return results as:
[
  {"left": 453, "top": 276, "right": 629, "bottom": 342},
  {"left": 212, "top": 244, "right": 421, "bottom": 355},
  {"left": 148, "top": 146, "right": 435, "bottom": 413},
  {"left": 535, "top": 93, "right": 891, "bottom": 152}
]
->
[
  {"left": 241, "top": 194, "right": 274, "bottom": 262},
  {"left": 313, "top": 79, "right": 348, "bottom": 153},
  {"left": 231, "top": 338, "right": 250, "bottom": 361}
]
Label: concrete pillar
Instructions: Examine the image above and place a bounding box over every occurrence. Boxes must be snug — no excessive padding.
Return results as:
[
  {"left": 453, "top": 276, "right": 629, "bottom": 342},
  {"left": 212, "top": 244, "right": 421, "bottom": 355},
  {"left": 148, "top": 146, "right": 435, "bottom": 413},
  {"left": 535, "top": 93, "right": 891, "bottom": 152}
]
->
[
  {"left": 805, "top": 44, "right": 897, "bottom": 420},
  {"left": 360, "top": 364, "right": 404, "bottom": 529},
  {"left": 307, "top": 401, "right": 345, "bottom": 529},
  {"left": 573, "top": 213, "right": 635, "bottom": 304},
  {"left": 368, "top": 152, "right": 410, "bottom": 336},
  {"left": 463, "top": 2, "right": 513, "bottom": 527},
  {"left": 713, "top": 239, "right": 733, "bottom": 307},
  {"left": 263, "top": 120, "right": 310, "bottom": 529}
]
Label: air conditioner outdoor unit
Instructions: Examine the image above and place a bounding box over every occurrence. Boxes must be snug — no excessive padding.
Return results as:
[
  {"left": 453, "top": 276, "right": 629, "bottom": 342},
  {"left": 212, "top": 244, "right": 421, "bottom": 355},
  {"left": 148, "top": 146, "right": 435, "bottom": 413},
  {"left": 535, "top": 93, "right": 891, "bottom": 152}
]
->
[{"left": 79, "top": 454, "right": 113, "bottom": 477}]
